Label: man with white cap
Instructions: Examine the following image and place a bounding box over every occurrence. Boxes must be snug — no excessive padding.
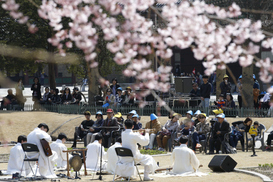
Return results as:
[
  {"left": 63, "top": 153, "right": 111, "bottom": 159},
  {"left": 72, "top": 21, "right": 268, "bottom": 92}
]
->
[
  {"left": 132, "top": 114, "right": 142, "bottom": 130},
  {"left": 144, "top": 113, "right": 161, "bottom": 150},
  {"left": 209, "top": 113, "right": 230, "bottom": 154}
]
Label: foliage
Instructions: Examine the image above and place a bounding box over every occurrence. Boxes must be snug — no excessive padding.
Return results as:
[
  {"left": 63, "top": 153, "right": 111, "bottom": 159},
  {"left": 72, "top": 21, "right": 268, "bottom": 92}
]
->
[{"left": 140, "top": 149, "right": 167, "bottom": 155}]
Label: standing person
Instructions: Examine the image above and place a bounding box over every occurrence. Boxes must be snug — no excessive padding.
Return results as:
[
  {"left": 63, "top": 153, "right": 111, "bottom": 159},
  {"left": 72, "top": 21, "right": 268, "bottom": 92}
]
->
[
  {"left": 200, "top": 75, "right": 212, "bottom": 115},
  {"left": 81, "top": 78, "right": 87, "bottom": 92},
  {"left": 31, "top": 77, "right": 41, "bottom": 110},
  {"left": 15, "top": 78, "right": 25, "bottom": 109},
  {"left": 102, "top": 109, "right": 118, "bottom": 148},
  {"left": 119, "top": 119, "right": 158, "bottom": 180},
  {"left": 86, "top": 134, "right": 107, "bottom": 171},
  {"left": 6, "top": 135, "right": 29, "bottom": 175},
  {"left": 156, "top": 113, "right": 180, "bottom": 151},
  {"left": 71, "top": 111, "right": 95, "bottom": 148},
  {"left": 50, "top": 133, "right": 71, "bottom": 169},
  {"left": 144, "top": 113, "right": 161, "bottom": 150},
  {"left": 208, "top": 114, "right": 230, "bottom": 154},
  {"left": 175, "top": 65, "right": 181, "bottom": 76},
  {"left": 220, "top": 74, "right": 231, "bottom": 99},
  {"left": 110, "top": 78, "right": 120, "bottom": 96},
  {"left": 171, "top": 137, "right": 200, "bottom": 174},
  {"left": 253, "top": 74, "right": 260, "bottom": 109},
  {"left": 106, "top": 137, "right": 122, "bottom": 174},
  {"left": 237, "top": 75, "right": 243, "bottom": 108},
  {"left": 27, "top": 123, "right": 56, "bottom": 178}
]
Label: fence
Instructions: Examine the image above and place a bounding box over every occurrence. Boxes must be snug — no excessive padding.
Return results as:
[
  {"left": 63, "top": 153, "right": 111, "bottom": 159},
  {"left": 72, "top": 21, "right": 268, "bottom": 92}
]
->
[{"left": 5, "top": 104, "right": 270, "bottom": 118}]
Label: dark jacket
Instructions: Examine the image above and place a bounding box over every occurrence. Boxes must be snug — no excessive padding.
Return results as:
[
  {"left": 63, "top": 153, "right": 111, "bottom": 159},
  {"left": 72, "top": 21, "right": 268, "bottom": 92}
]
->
[
  {"left": 200, "top": 82, "right": 212, "bottom": 98},
  {"left": 31, "top": 83, "right": 41, "bottom": 100},
  {"left": 61, "top": 93, "right": 73, "bottom": 103},
  {"left": 190, "top": 88, "right": 201, "bottom": 97},
  {"left": 102, "top": 117, "right": 118, "bottom": 133},
  {"left": 220, "top": 81, "right": 231, "bottom": 97},
  {"left": 212, "top": 120, "right": 230, "bottom": 139}
]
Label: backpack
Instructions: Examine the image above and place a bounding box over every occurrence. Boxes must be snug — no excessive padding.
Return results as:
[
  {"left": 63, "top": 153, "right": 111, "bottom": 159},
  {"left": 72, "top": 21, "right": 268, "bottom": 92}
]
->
[{"left": 222, "top": 141, "right": 237, "bottom": 154}]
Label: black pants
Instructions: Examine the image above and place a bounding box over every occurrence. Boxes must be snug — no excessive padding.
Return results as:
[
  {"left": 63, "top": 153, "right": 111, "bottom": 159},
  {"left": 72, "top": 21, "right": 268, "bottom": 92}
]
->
[
  {"left": 267, "top": 133, "right": 273, "bottom": 146},
  {"left": 209, "top": 137, "right": 223, "bottom": 153},
  {"left": 238, "top": 95, "right": 242, "bottom": 108},
  {"left": 72, "top": 127, "right": 87, "bottom": 148}
]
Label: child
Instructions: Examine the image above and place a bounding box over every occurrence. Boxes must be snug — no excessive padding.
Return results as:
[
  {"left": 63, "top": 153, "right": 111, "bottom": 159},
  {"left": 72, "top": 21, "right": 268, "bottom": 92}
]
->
[
  {"left": 249, "top": 121, "right": 259, "bottom": 137},
  {"left": 216, "top": 94, "right": 225, "bottom": 108}
]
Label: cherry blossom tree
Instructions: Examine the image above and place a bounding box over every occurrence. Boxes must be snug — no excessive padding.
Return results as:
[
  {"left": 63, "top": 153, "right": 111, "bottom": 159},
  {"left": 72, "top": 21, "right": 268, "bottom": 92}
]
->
[{"left": 1, "top": 0, "right": 273, "bottom": 108}]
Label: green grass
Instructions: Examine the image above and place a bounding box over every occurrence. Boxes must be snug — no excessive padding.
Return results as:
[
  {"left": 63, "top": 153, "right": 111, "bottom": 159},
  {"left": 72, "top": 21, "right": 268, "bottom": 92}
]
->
[{"left": 140, "top": 149, "right": 167, "bottom": 155}]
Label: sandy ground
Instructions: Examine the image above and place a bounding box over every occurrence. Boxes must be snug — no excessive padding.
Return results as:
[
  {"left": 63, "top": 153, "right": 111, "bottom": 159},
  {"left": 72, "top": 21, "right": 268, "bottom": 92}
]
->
[{"left": 0, "top": 111, "right": 272, "bottom": 181}]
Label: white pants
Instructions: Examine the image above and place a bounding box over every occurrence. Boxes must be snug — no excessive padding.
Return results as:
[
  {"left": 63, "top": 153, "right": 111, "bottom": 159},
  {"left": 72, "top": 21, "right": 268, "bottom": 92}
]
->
[
  {"left": 86, "top": 133, "right": 100, "bottom": 145},
  {"left": 146, "top": 134, "right": 156, "bottom": 149}
]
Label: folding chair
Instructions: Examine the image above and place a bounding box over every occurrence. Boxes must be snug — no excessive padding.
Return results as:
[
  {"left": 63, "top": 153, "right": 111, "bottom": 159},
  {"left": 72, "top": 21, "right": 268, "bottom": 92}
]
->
[
  {"left": 20, "top": 143, "right": 40, "bottom": 178},
  {"left": 113, "top": 147, "right": 142, "bottom": 182}
]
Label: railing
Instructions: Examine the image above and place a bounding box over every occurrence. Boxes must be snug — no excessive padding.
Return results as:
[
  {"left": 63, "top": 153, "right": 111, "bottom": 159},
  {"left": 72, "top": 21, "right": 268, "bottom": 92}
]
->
[{"left": 1, "top": 103, "right": 271, "bottom": 118}]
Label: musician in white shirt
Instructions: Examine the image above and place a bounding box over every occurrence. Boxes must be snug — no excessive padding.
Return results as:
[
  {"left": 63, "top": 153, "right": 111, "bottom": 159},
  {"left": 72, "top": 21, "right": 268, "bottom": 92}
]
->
[
  {"left": 172, "top": 137, "right": 200, "bottom": 174},
  {"left": 106, "top": 137, "right": 122, "bottom": 174},
  {"left": 50, "top": 133, "right": 71, "bottom": 169},
  {"left": 120, "top": 119, "right": 158, "bottom": 181}
]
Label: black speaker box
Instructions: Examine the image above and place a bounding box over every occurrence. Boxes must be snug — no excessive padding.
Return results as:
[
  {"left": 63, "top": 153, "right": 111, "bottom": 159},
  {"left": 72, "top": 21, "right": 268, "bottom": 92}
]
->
[{"left": 208, "top": 155, "right": 237, "bottom": 172}]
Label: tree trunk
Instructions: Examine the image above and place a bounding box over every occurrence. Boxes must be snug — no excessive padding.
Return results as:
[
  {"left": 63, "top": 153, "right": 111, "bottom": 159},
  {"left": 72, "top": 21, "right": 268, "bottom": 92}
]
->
[
  {"left": 242, "top": 64, "right": 254, "bottom": 108},
  {"left": 47, "top": 28, "right": 56, "bottom": 89},
  {"left": 216, "top": 68, "right": 226, "bottom": 99}
]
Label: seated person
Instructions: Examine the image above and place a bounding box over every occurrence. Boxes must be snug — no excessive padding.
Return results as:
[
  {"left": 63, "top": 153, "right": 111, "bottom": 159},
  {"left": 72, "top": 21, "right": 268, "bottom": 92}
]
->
[
  {"left": 61, "top": 87, "right": 73, "bottom": 104},
  {"left": 190, "top": 83, "right": 201, "bottom": 97},
  {"left": 71, "top": 111, "right": 95, "bottom": 148},
  {"left": 144, "top": 113, "right": 161, "bottom": 150},
  {"left": 102, "top": 109, "right": 118, "bottom": 148},
  {"left": 103, "top": 88, "right": 115, "bottom": 107},
  {"left": 192, "top": 113, "right": 210, "bottom": 152},
  {"left": 209, "top": 113, "right": 230, "bottom": 154},
  {"left": 127, "top": 110, "right": 137, "bottom": 120},
  {"left": 114, "top": 112, "right": 124, "bottom": 126},
  {"left": 193, "top": 110, "right": 201, "bottom": 126},
  {"left": 71, "top": 87, "right": 82, "bottom": 105},
  {"left": 50, "top": 133, "right": 72, "bottom": 169},
  {"left": 6, "top": 135, "right": 29, "bottom": 175},
  {"left": 122, "top": 87, "right": 135, "bottom": 106},
  {"left": 40, "top": 87, "right": 52, "bottom": 105},
  {"left": 51, "top": 88, "right": 61, "bottom": 104},
  {"left": 178, "top": 121, "right": 195, "bottom": 138},
  {"left": 224, "top": 93, "right": 235, "bottom": 108},
  {"left": 229, "top": 121, "right": 246, "bottom": 151},
  {"left": 172, "top": 137, "right": 200, "bottom": 174},
  {"left": 106, "top": 137, "right": 122, "bottom": 174},
  {"left": 86, "top": 134, "right": 107, "bottom": 171},
  {"left": 156, "top": 113, "right": 180, "bottom": 151},
  {"left": 86, "top": 111, "right": 104, "bottom": 145},
  {"left": 132, "top": 114, "right": 142, "bottom": 130},
  {"left": 177, "top": 110, "right": 193, "bottom": 130},
  {"left": 120, "top": 119, "right": 158, "bottom": 180},
  {"left": 114, "top": 87, "right": 124, "bottom": 108},
  {"left": 214, "top": 94, "right": 225, "bottom": 109},
  {"left": 0, "top": 89, "right": 17, "bottom": 110}
]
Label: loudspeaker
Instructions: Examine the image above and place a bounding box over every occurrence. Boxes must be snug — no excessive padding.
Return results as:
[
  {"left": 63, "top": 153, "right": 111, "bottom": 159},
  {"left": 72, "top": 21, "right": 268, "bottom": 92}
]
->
[
  {"left": 208, "top": 155, "right": 237, "bottom": 172},
  {"left": 175, "top": 77, "right": 192, "bottom": 93}
]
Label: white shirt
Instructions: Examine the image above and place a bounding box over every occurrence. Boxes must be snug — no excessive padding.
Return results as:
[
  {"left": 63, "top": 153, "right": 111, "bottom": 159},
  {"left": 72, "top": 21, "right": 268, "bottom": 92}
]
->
[
  {"left": 86, "top": 140, "right": 107, "bottom": 171},
  {"left": 172, "top": 144, "right": 200, "bottom": 174},
  {"left": 50, "top": 139, "right": 70, "bottom": 168},
  {"left": 7, "top": 143, "right": 25, "bottom": 174},
  {"left": 27, "top": 127, "right": 56, "bottom": 178},
  {"left": 106, "top": 142, "right": 122, "bottom": 174}
]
